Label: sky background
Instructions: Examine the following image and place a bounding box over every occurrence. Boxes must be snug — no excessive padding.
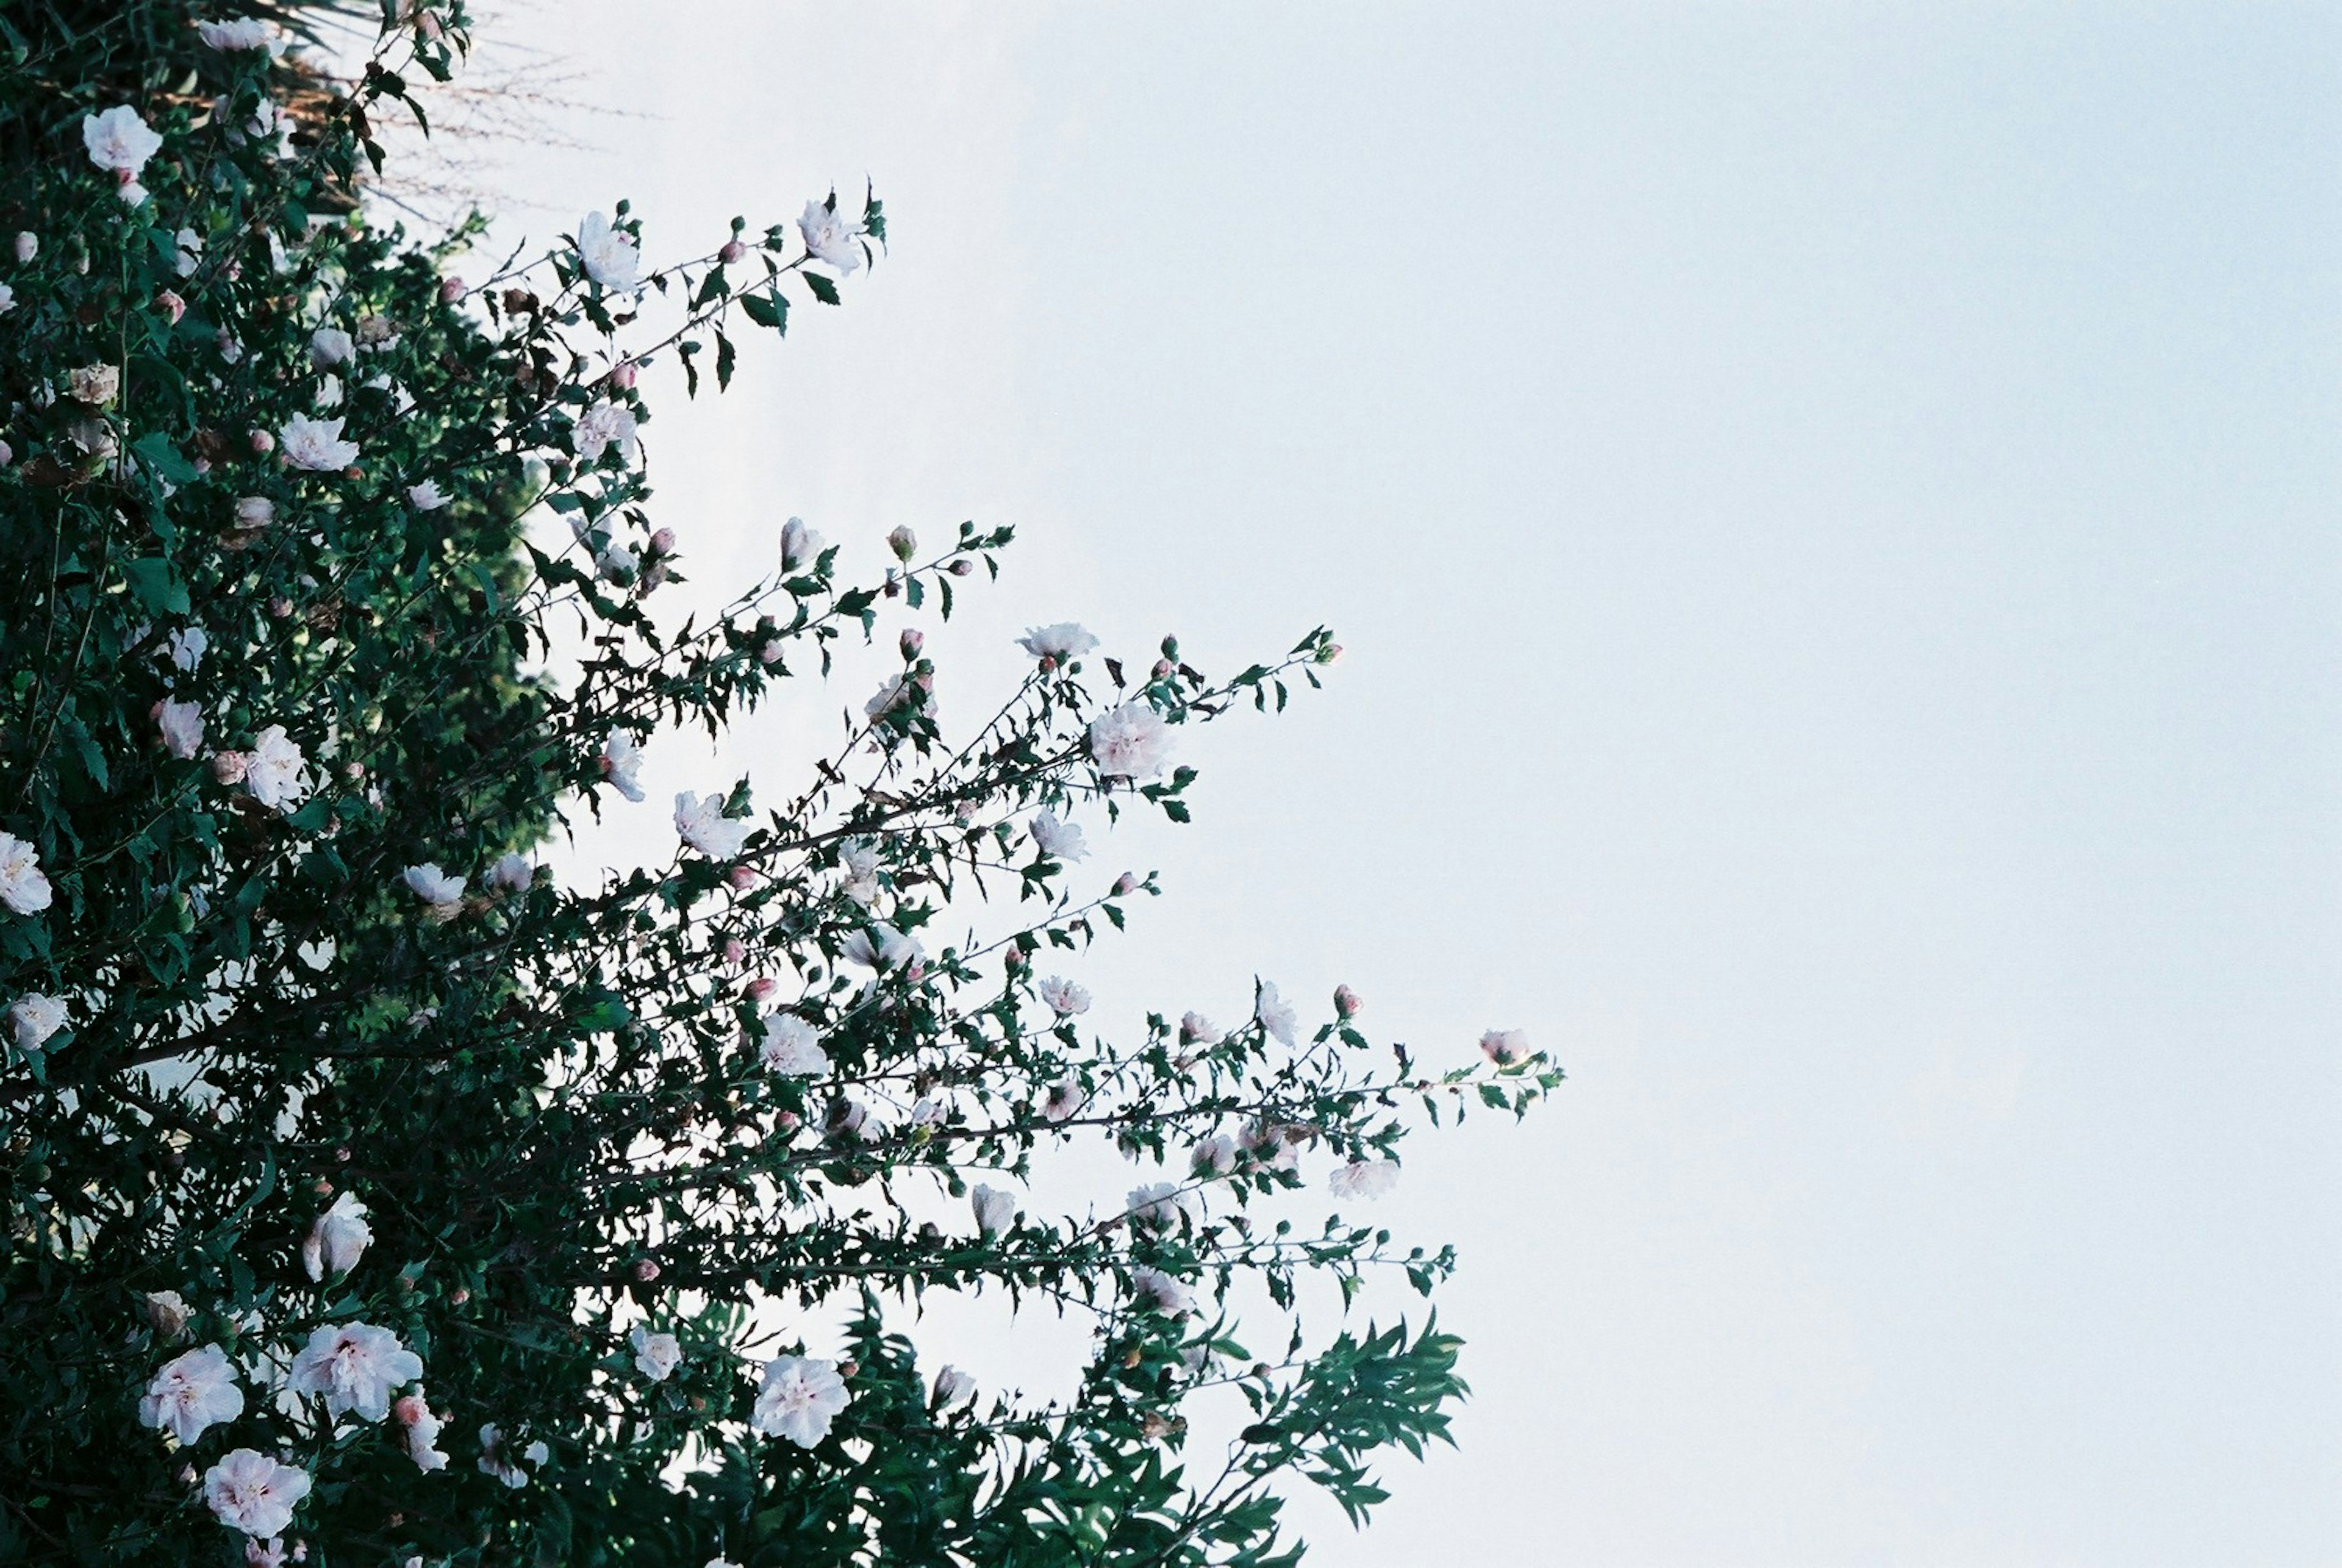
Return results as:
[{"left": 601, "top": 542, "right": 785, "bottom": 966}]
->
[{"left": 440, "top": 4, "right": 2340, "bottom": 1563}]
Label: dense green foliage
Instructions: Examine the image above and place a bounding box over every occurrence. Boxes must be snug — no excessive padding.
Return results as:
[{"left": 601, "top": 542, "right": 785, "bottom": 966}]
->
[{"left": 0, "top": 4, "right": 1559, "bottom": 1564}]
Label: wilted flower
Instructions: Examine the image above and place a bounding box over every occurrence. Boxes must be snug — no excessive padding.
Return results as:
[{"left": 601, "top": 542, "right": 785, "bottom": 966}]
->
[
  {"left": 932, "top": 1365, "right": 976, "bottom": 1409},
  {"left": 630, "top": 1326, "right": 682, "bottom": 1383},
  {"left": 797, "top": 200, "right": 863, "bottom": 274},
  {"left": 486, "top": 853, "right": 532, "bottom": 894},
  {"left": 1327, "top": 1160, "right": 1400, "bottom": 1201},
  {"left": 83, "top": 106, "right": 162, "bottom": 180},
  {"left": 1333, "top": 984, "right": 1363, "bottom": 1019},
  {"left": 1479, "top": 1028, "right": 1531, "bottom": 1067},
  {"left": 1037, "top": 977, "right": 1090, "bottom": 1017},
  {"left": 576, "top": 211, "right": 641, "bottom": 290},
  {"left": 837, "top": 839, "right": 881, "bottom": 906},
  {"left": 146, "top": 1290, "right": 193, "bottom": 1341},
  {"left": 1088, "top": 701, "right": 1171, "bottom": 779},
  {"left": 287, "top": 1322, "right": 422, "bottom": 1422},
  {"left": 1254, "top": 982, "right": 1297, "bottom": 1047},
  {"left": 395, "top": 1389, "right": 447, "bottom": 1471},
  {"left": 401, "top": 863, "right": 466, "bottom": 909},
  {"left": 1130, "top": 1267, "right": 1194, "bottom": 1316},
  {"left": 67, "top": 363, "right": 119, "bottom": 406},
  {"left": 1029, "top": 810, "right": 1087, "bottom": 863},
  {"left": 8, "top": 993, "right": 65, "bottom": 1051},
  {"left": 243, "top": 725, "right": 309, "bottom": 810},
  {"left": 158, "top": 699, "right": 204, "bottom": 759},
  {"left": 299, "top": 1192, "right": 372, "bottom": 1282},
  {"left": 758, "top": 1012, "right": 829, "bottom": 1076},
  {"left": 211, "top": 751, "right": 249, "bottom": 786},
  {"left": 0, "top": 833, "right": 53, "bottom": 916},
  {"left": 140, "top": 1344, "right": 245, "bottom": 1445},
  {"left": 600, "top": 731, "right": 645, "bottom": 801},
  {"left": 204, "top": 1450, "right": 310, "bottom": 1538},
  {"left": 232, "top": 496, "right": 274, "bottom": 531},
  {"left": 168, "top": 626, "right": 210, "bottom": 671},
  {"left": 309, "top": 326, "right": 353, "bottom": 368},
  {"left": 779, "top": 517, "right": 826, "bottom": 571},
  {"left": 675, "top": 791, "right": 749, "bottom": 859},
  {"left": 278, "top": 415, "right": 359, "bottom": 472},
  {"left": 970, "top": 1183, "right": 1015, "bottom": 1237},
  {"left": 750, "top": 1355, "right": 851, "bottom": 1447},
  {"left": 572, "top": 400, "right": 639, "bottom": 464},
  {"left": 1018, "top": 622, "right": 1099, "bottom": 662}
]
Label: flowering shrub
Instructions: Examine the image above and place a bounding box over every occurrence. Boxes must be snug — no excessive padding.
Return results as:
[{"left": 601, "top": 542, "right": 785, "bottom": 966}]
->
[{"left": 0, "top": 4, "right": 1560, "bottom": 1564}]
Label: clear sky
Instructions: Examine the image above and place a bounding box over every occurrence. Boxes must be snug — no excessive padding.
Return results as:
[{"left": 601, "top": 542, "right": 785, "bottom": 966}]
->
[{"left": 458, "top": 3, "right": 2341, "bottom": 1562}]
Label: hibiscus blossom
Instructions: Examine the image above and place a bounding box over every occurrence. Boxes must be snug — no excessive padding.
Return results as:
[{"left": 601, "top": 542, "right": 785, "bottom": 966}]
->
[
  {"left": 1028, "top": 810, "right": 1087, "bottom": 863},
  {"left": 1327, "top": 1160, "right": 1400, "bottom": 1201},
  {"left": 140, "top": 1344, "right": 245, "bottom": 1445},
  {"left": 301, "top": 1192, "right": 372, "bottom": 1280},
  {"left": 970, "top": 1183, "right": 1016, "bottom": 1237},
  {"left": 631, "top": 1326, "right": 682, "bottom": 1382},
  {"left": 1088, "top": 701, "right": 1171, "bottom": 779},
  {"left": 599, "top": 731, "right": 645, "bottom": 801},
  {"left": 286, "top": 1322, "right": 423, "bottom": 1422},
  {"left": 576, "top": 210, "right": 640, "bottom": 290},
  {"left": 750, "top": 1355, "right": 851, "bottom": 1447},
  {"left": 243, "top": 725, "right": 309, "bottom": 810},
  {"left": 278, "top": 415, "right": 359, "bottom": 472},
  {"left": 797, "top": 200, "right": 863, "bottom": 275},
  {"left": 0, "top": 832, "right": 53, "bottom": 915},
  {"left": 204, "top": 1450, "right": 310, "bottom": 1538},
  {"left": 757, "top": 1012, "right": 829, "bottom": 1076},
  {"left": 675, "top": 791, "right": 749, "bottom": 859},
  {"left": 1017, "top": 622, "right": 1099, "bottom": 661}
]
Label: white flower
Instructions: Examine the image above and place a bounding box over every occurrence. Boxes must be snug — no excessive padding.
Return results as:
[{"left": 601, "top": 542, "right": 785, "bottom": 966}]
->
[
  {"left": 395, "top": 1390, "right": 447, "bottom": 1471},
  {"left": 1037, "top": 976, "right": 1090, "bottom": 1017},
  {"left": 168, "top": 625, "right": 209, "bottom": 671},
  {"left": 0, "top": 283, "right": 13, "bottom": 316},
  {"left": 199, "top": 18, "right": 283, "bottom": 52},
  {"left": 83, "top": 106, "right": 162, "bottom": 179},
  {"left": 1028, "top": 810, "right": 1087, "bottom": 863},
  {"left": 1188, "top": 1134, "right": 1237, "bottom": 1177},
  {"left": 477, "top": 1423, "right": 529, "bottom": 1488},
  {"left": 407, "top": 479, "right": 450, "bottom": 510},
  {"left": 1017, "top": 622, "right": 1099, "bottom": 661},
  {"left": 864, "top": 673, "right": 925, "bottom": 720},
  {"left": 630, "top": 1325, "right": 682, "bottom": 1382},
  {"left": 839, "top": 922, "right": 921, "bottom": 973},
  {"left": 595, "top": 541, "right": 637, "bottom": 583},
  {"left": 970, "top": 1183, "right": 1016, "bottom": 1237},
  {"left": 837, "top": 839, "right": 880, "bottom": 906},
  {"left": 118, "top": 179, "right": 149, "bottom": 207},
  {"left": 1180, "top": 1011, "right": 1222, "bottom": 1046},
  {"left": 145, "top": 1289, "right": 193, "bottom": 1340},
  {"left": 278, "top": 415, "right": 359, "bottom": 472},
  {"left": 1327, "top": 1160, "right": 1400, "bottom": 1201},
  {"left": 9, "top": 993, "right": 65, "bottom": 1051},
  {"left": 486, "top": 852, "right": 533, "bottom": 894},
  {"left": 300, "top": 1192, "right": 372, "bottom": 1280},
  {"left": 174, "top": 227, "right": 204, "bottom": 276},
  {"left": 932, "top": 1366, "right": 976, "bottom": 1409},
  {"left": 600, "top": 732, "right": 645, "bottom": 802},
  {"left": 524, "top": 1439, "right": 550, "bottom": 1466},
  {"left": 779, "top": 515, "right": 826, "bottom": 571},
  {"left": 286, "top": 1322, "right": 422, "bottom": 1422},
  {"left": 204, "top": 1449, "right": 310, "bottom": 1537},
  {"left": 242, "top": 101, "right": 291, "bottom": 158},
  {"left": 797, "top": 200, "right": 863, "bottom": 274},
  {"left": 1255, "top": 982, "right": 1297, "bottom": 1047},
  {"left": 12, "top": 232, "right": 32, "bottom": 263},
  {"left": 1041, "top": 1077, "right": 1086, "bottom": 1124},
  {"left": 309, "top": 326, "right": 353, "bottom": 368},
  {"left": 243, "top": 725, "right": 309, "bottom": 811},
  {"left": 0, "top": 834, "right": 52, "bottom": 916},
  {"left": 1480, "top": 1028, "right": 1531, "bottom": 1066},
  {"left": 1242, "top": 1120, "right": 1303, "bottom": 1173},
  {"left": 232, "top": 496, "right": 274, "bottom": 531},
  {"left": 401, "top": 862, "right": 466, "bottom": 908},
  {"left": 1089, "top": 701, "right": 1171, "bottom": 779},
  {"left": 675, "top": 790, "right": 749, "bottom": 860},
  {"left": 139, "top": 1343, "right": 245, "bottom": 1445},
  {"left": 1130, "top": 1267, "right": 1194, "bottom": 1316},
  {"left": 572, "top": 399, "right": 638, "bottom": 464},
  {"left": 1127, "top": 1182, "right": 1196, "bottom": 1228},
  {"left": 757, "top": 1012, "right": 829, "bottom": 1076},
  {"left": 313, "top": 375, "right": 343, "bottom": 412},
  {"left": 576, "top": 211, "right": 641, "bottom": 290},
  {"left": 750, "top": 1355, "right": 850, "bottom": 1447}
]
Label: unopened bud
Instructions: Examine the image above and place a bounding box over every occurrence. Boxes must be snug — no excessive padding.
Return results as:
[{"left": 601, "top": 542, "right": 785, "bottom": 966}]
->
[
  {"left": 1334, "top": 984, "right": 1363, "bottom": 1019},
  {"left": 249, "top": 429, "right": 274, "bottom": 454},
  {"left": 449, "top": 1286, "right": 470, "bottom": 1306},
  {"left": 270, "top": 596, "right": 293, "bottom": 618},
  {"left": 632, "top": 1258, "right": 659, "bottom": 1283},
  {"left": 1317, "top": 643, "right": 1344, "bottom": 665},
  {"left": 836, "top": 1359, "right": 859, "bottom": 1379},
  {"left": 775, "top": 1109, "right": 801, "bottom": 1133},
  {"left": 947, "top": 558, "right": 973, "bottom": 576},
  {"left": 393, "top": 1394, "right": 426, "bottom": 1426},
  {"left": 1152, "top": 659, "right": 1174, "bottom": 680},
  {"left": 759, "top": 640, "right": 783, "bottom": 665},
  {"left": 649, "top": 526, "right": 676, "bottom": 556},
  {"left": 1113, "top": 872, "right": 1137, "bottom": 897},
  {"left": 899, "top": 628, "right": 923, "bottom": 660},
  {"left": 13, "top": 232, "right": 35, "bottom": 263},
  {"left": 723, "top": 938, "right": 746, "bottom": 965},
  {"left": 747, "top": 976, "right": 777, "bottom": 1001},
  {"left": 719, "top": 239, "right": 746, "bottom": 264},
  {"left": 887, "top": 525, "right": 917, "bottom": 562},
  {"left": 342, "top": 762, "right": 364, "bottom": 781},
  {"left": 439, "top": 276, "right": 467, "bottom": 303},
  {"left": 728, "top": 865, "right": 760, "bottom": 890},
  {"left": 608, "top": 360, "right": 637, "bottom": 390},
  {"left": 210, "top": 751, "right": 249, "bottom": 784},
  {"left": 179, "top": 1463, "right": 198, "bottom": 1486},
  {"left": 156, "top": 289, "right": 186, "bottom": 324}
]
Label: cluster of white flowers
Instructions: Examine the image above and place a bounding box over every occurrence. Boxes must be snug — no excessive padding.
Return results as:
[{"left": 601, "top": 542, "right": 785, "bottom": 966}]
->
[{"left": 750, "top": 1354, "right": 851, "bottom": 1447}]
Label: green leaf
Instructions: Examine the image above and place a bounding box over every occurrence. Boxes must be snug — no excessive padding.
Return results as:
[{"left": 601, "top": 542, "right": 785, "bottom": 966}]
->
[
  {"left": 122, "top": 557, "right": 190, "bottom": 617},
  {"left": 803, "top": 271, "right": 842, "bottom": 306},
  {"left": 132, "top": 431, "right": 198, "bottom": 485},
  {"left": 740, "top": 289, "right": 788, "bottom": 332}
]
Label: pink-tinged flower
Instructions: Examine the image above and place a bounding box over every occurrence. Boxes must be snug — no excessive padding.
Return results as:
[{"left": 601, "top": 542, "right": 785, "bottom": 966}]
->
[
  {"left": 897, "top": 627, "right": 923, "bottom": 660},
  {"left": 140, "top": 1343, "right": 245, "bottom": 1445},
  {"left": 1037, "top": 976, "right": 1090, "bottom": 1018},
  {"left": 719, "top": 237, "right": 747, "bottom": 264},
  {"left": 1479, "top": 1028, "right": 1531, "bottom": 1067},
  {"left": 1333, "top": 984, "right": 1363, "bottom": 1020},
  {"left": 199, "top": 19, "right": 285, "bottom": 53},
  {"left": 407, "top": 479, "right": 449, "bottom": 511},
  {"left": 286, "top": 1322, "right": 422, "bottom": 1422},
  {"left": 746, "top": 976, "right": 777, "bottom": 1003},
  {"left": 1254, "top": 982, "right": 1297, "bottom": 1047},
  {"left": 8, "top": 993, "right": 65, "bottom": 1051},
  {"left": 970, "top": 1183, "right": 1015, "bottom": 1237},
  {"left": 439, "top": 275, "right": 467, "bottom": 303},
  {"left": 839, "top": 922, "right": 921, "bottom": 973},
  {"left": 157, "top": 698, "right": 204, "bottom": 759},
  {"left": 1127, "top": 1182, "right": 1196, "bottom": 1229},
  {"left": 243, "top": 725, "right": 309, "bottom": 811},
  {"left": 486, "top": 853, "right": 532, "bottom": 894},
  {"left": 276, "top": 415, "right": 358, "bottom": 472},
  {"left": 757, "top": 1012, "right": 828, "bottom": 1076},
  {"left": 797, "top": 200, "right": 864, "bottom": 275},
  {"left": 576, "top": 211, "right": 640, "bottom": 290},
  {"left": 598, "top": 731, "right": 645, "bottom": 802},
  {"left": 675, "top": 790, "right": 749, "bottom": 860},
  {"left": 1040, "top": 1077, "right": 1086, "bottom": 1125},
  {"left": 83, "top": 106, "right": 162, "bottom": 180},
  {"left": 300, "top": 1192, "right": 371, "bottom": 1280},
  {"left": 1179, "top": 1011, "right": 1221, "bottom": 1046},
  {"left": 630, "top": 1325, "right": 682, "bottom": 1382},
  {"left": 779, "top": 516, "right": 825, "bottom": 571},
  {"left": 1028, "top": 810, "right": 1087, "bottom": 863},
  {"left": 1017, "top": 622, "right": 1098, "bottom": 662},
  {"left": 1087, "top": 702, "right": 1170, "bottom": 780},
  {"left": 401, "top": 862, "right": 465, "bottom": 910},
  {"left": 204, "top": 1449, "right": 310, "bottom": 1537},
  {"left": 606, "top": 358, "right": 638, "bottom": 390},
  {"left": 394, "top": 1388, "right": 447, "bottom": 1470},
  {"left": 750, "top": 1355, "right": 850, "bottom": 1447},
  {"left": 1130, "top": 1267, "right": 1194, "bottom": 1316},
  {"left": 0, "top": 832, "right": 52, "bottom": 916},
  {"left": 1327, "top": 1159, "right": 1400, "bottom": 1201},
  {"left": 572, "top": 399, "right": 638, "bottom": 464},
  {"left": 156, "top": 288, "right": 185, "bottom": 323},
  {"left": 1188, "top": 1134, "right": 1237, "bottom": 1177}
]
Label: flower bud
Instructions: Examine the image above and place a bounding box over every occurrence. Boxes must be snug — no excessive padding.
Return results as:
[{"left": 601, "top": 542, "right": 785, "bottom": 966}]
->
[
  {"left": 179, "top": 1464, "right": 198, "bottom": 1486},
  {"left": 719, "top": 238, "right": 746, "bottom": 264},
  {"left": 449, "top": 1286, "right": 470, "bottom": 1305},
  {"left": 609, "top": 359, "right": 638, "bottom": 390},
  {"left": 898, "top": 628, "right": 923, "bottom": 660},
  {"left": 774, "top": 1110, "right": 801, "bottom": 1134},
  {"left": 727, "top": 865, "right": 760, "bottom": 890},
  {"left": 747, "top": 976, "right": 778, "bottom": 1001},
  {"left": 1334, "top": 984, "right": 1362, "bottom": 1019},
  {"left": 723, "top": 938, "right": 746, "bottom": 965},
  {"left": 210, "top": 751, "right": 249, "bottom": 784},
  {"left": 0, "top": 440, "right": 12, "bottom": 469},
  {"left": 270, "top": 596, "right": 293, "bottom": 618},
  {"left": 343, "top": 762, "right": 363, "bottom": 781},
  {"left": 1112, "top": 872, "right": 1137, "bottom": 897},
  {"left": 1317, "top": 643, "right": 1344, "bottom": 665},
  {"left": 156, "top": 289, "right": 186, "bottom": 324},
  {"left": 249, "top": 428, "right": 274, "bottom": 454},
  {"left": 393, "top": 1394, "right": 426, "bottom": 1426},
  {"left": 947, "top": 559, "right": 973, "bottom": 576},
  {"left": 1152, "top": 658, "right": 1174, "bottom": 680},
  {"left": 439, "top": 276, "right": 467, "bottom": 303},
  {"left": 759, "top": 640, "right": 783, "bottom": 665},
  {"left": 887, "top": 525, "right": 917, "bottom": 562},
  {"left": 12, "top": 232, "right": 34, "bottom": 263},
  {"left": 648, "top": 526, "right": 676, "bottom": 556},
  {"left": 632, "top": 1258, "right": 659, "bottom": 1283}
]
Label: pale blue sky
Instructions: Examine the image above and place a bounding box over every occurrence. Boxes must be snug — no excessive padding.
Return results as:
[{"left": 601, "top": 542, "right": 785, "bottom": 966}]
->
[{"left": 469, "top": 3, "right": 2340, "bottom": 1561}]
